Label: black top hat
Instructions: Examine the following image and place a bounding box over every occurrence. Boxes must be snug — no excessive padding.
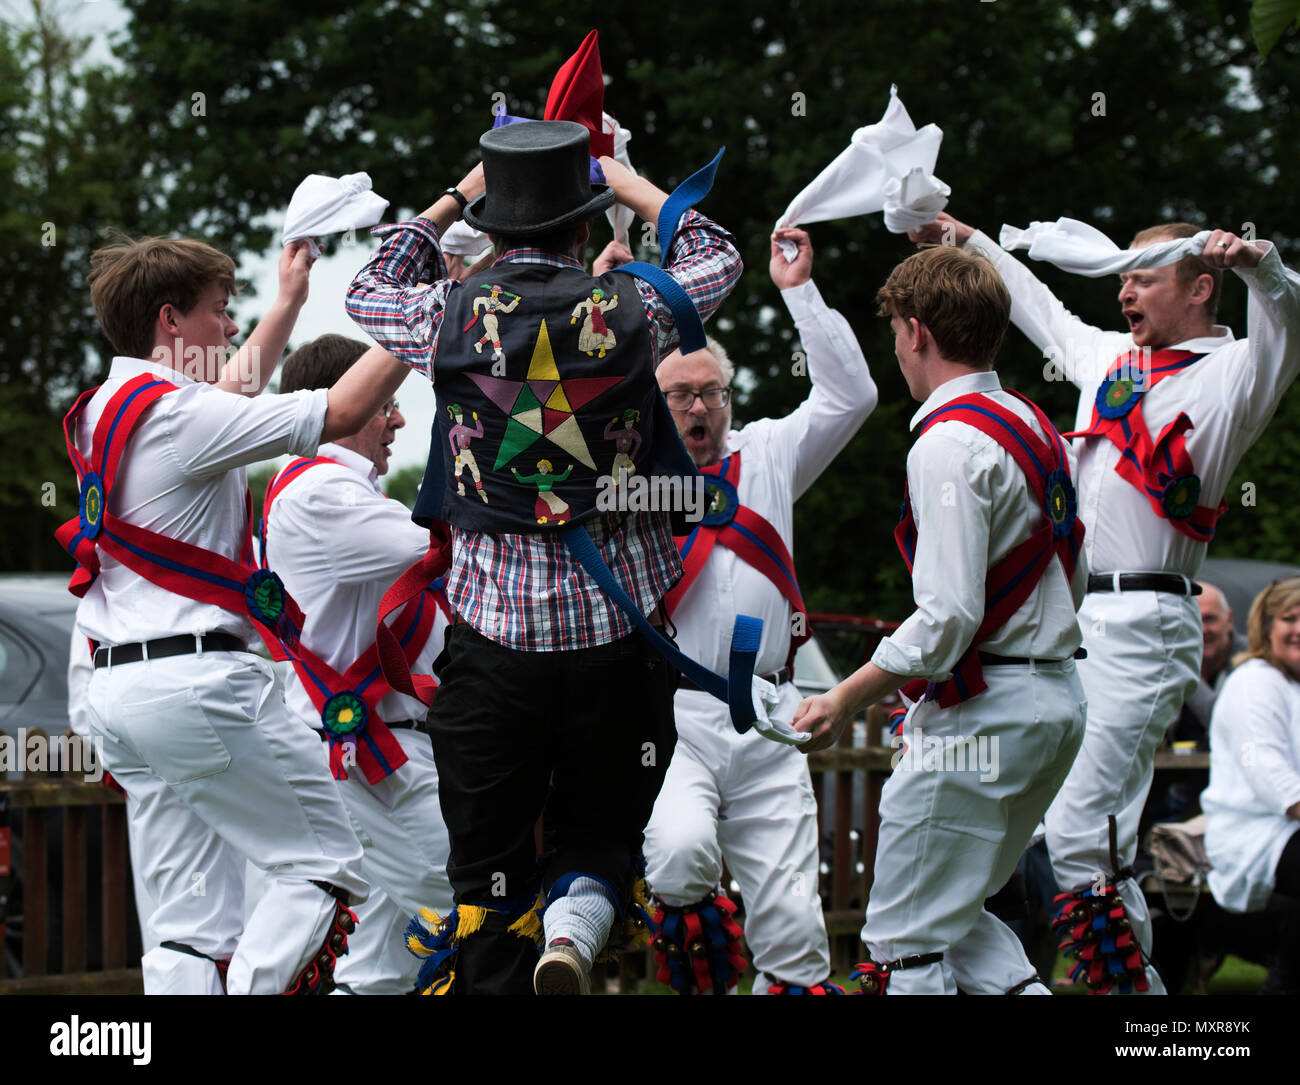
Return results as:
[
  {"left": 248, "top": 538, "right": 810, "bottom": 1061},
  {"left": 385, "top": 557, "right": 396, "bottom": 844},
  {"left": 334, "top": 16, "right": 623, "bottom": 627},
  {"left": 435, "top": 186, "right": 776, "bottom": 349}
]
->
[{"left": 462, "top": 120, "right": 615, "bottom": 238}]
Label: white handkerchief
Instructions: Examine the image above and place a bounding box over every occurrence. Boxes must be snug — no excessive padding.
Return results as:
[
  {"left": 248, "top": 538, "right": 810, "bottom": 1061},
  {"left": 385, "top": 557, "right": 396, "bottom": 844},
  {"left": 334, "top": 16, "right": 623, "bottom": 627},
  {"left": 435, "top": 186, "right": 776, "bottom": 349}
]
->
[
  {"left": 998, "top": 217, "right": 1211, "bottom": 277},
  {"left": 281, "top": 172, "right": 390, "bottom": 247},
  {"left": 749, "top": 675, "right": 811, "bottom": 747},
  {"left": 775, "top": 84, "right": 948, "bottom": 260},
  {"left": 882, "top": 167, "right": 951, "bottom": 234},
  {"left": 439, "top": 219, "right": 492, "bottom": 258},
  {"left": 602, "top": 112, "right": 636, "bottom": 248}
]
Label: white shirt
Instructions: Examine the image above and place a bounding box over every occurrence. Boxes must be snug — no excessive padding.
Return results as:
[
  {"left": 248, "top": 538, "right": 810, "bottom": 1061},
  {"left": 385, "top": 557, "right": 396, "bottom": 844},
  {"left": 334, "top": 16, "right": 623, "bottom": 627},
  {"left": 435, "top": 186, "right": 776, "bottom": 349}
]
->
[
  {"left": 672, "top": 279, "right": 878, "bottom": 677},
  {"left": 1203, "top": 658, "right": 1300, "bottom": 912},
  {"left": 263, "top": 442, "right": 445, "bottom": 730},
  {"left": 872, "top": 371, "right": 1088, "bottom": 681},
  {"left": 967, "top": 231, "right": 1300, "bottom": 578},
  {"left": 74, "top": 357, "right": 328, "bottom": 646}
]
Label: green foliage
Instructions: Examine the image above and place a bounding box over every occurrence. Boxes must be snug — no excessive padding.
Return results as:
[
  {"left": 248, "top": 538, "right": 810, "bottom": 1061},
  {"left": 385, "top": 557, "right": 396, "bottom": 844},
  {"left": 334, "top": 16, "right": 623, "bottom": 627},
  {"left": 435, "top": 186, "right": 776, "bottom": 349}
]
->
[
  {"left": 6, "top": 0, "right": 1300, "bottom": 615},
  {"left": 383, "top": 464, "right": 424, "bottom": 510},
  {"left": 1, "top": 9, "right": 152, "bottom": 572},
  {"left": 1251, "top": 0, "right": 1300, "bottom": 59}
]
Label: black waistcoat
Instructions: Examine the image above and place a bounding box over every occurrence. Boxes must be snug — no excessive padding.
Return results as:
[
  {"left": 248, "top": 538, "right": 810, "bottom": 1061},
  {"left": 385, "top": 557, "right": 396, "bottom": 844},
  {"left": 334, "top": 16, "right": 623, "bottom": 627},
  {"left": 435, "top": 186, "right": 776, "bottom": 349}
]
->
[{"left": 413, "top": 260, "right": 698, "bottom": 534}]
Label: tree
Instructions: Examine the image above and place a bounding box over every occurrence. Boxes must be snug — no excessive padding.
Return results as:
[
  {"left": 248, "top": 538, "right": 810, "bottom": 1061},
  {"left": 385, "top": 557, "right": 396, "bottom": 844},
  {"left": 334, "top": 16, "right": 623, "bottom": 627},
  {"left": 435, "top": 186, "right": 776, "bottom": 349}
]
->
[
  {"left": 11, "top": 0, "right": 1299, "bottom": 617},
  {"left": 0, "top": 3, "right": 151, "bottom": 571}
]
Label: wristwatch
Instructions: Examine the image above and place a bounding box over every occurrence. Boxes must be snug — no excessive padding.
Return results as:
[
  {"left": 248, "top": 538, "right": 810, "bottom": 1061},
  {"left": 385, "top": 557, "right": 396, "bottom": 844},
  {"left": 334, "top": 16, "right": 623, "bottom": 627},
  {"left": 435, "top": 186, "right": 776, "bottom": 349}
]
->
[{"left": 443, "top": 187, "right": 468, "bottom": 211}]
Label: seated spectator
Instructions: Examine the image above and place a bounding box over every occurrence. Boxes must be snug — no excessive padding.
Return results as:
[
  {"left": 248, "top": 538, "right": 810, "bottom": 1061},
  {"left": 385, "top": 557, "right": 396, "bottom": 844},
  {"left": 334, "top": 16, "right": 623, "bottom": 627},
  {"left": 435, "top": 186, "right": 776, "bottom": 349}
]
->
[
  {"left": 1202, "top": 577, "right": 1300, "bottom": 993},
  {"left": 1178, "top": 581, "right": 1247, "bottom": 746}
]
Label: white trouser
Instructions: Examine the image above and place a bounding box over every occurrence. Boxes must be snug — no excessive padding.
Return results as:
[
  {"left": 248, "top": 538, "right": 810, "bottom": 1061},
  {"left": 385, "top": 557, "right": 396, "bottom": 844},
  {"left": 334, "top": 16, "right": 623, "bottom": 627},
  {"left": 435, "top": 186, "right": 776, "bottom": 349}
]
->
[
  {"left": 1045, "top": 589, "right": 1196, "bottom": 997},
  {"left": 1044, "top": 589, "right": 1200, "bottom": 994},
  {"left": 865, "top": 662, "right": 1086, "bottom": 994},
  {"left": 86, "top": 651, "right": 368, "bottom": 995},
  {"left": 330, "top": 728, "right": 453, "bottom": 994},
  {"left": 644, "top": 684, "right": 831, "bottom": 991}
]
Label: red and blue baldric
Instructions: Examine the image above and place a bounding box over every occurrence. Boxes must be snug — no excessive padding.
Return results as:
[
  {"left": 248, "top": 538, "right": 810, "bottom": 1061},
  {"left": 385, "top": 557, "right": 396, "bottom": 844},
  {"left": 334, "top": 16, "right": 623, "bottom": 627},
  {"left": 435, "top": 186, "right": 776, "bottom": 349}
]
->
[
  {"left": 262, "top": 460, "right": 450, "bottom": 784},
  {"left": 665, "top": 451, "right": 809, "bottom": 672},
  {"left": 1062, "top": 348, "right": 1226, "bottom": 542},
  {"left": 896, "top": 390, "right": 1085, "bottom": 709},
  {"left": 56, "top": 373, "right": 306, "bottom": 657}
]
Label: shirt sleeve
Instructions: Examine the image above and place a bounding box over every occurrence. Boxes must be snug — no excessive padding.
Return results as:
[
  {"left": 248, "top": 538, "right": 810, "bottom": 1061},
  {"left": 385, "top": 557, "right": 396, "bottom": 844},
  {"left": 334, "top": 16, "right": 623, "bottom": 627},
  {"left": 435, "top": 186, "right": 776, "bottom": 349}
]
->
[
  {"left": 167, "top": 385, "right": 328, "bottom": 479},
  {"left": 1234, "top": 670, "right": 1300, "bottom": 816},
  {"left": 1223, "top": 243, "right": 1300, "bottom": 440},
  {"left": 966, "top": 229, "right": 1130, "bottom": 392},
  {"left": 870, "top": 427, "right": 992, "bottom": 679},
  {"left": 345, "top": 217, "right": 455, "bottom": 381},
  {"left": 638, "top": 209, "right": 742, "bottom": 359},
  {"left": 283, "top": 472, "right": 432, "bottom": 588},
  {"left": 759, "top": 278, "right": 879, "bottom": 500}
]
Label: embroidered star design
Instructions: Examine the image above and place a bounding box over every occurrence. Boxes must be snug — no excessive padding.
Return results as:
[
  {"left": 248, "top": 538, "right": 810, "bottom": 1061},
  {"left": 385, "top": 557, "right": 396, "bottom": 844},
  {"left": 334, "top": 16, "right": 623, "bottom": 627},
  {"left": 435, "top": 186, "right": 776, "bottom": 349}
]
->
[{"left": 467, "top": 318, "right": 623, "bottom": 471}]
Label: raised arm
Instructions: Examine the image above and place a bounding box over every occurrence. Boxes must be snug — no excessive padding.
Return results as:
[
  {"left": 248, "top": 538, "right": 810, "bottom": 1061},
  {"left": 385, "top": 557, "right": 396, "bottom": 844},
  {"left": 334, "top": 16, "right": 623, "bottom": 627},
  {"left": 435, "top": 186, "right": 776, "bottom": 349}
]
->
[
  {"left": 215, "top": 240, "right": 314, "bottom": 396},
  {"left": 345, "top": 164, "right": 487, "bottom": 378},
  {"left": 598, "top": 156, "right": 742, "bottom": 359},
  {"left": 762, "top": 228, "right": 878, "bottom": 499},
  {"left": 912, "top": 212, "right": 1126, "bottom": 391}
]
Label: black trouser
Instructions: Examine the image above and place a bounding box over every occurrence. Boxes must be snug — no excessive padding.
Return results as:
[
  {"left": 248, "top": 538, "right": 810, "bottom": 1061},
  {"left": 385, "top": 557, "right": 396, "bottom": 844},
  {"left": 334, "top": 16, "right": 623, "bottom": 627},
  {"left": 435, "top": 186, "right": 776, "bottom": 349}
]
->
[{"left": 427, "top": 621, "right": 677, "bottom": 994}]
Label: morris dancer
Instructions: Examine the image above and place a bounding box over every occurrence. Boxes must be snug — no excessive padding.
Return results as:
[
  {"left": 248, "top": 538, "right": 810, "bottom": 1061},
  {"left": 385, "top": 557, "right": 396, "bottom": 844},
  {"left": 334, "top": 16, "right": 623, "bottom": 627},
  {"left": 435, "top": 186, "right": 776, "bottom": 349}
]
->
[
  {"left": 262, "top": 333, "right": 455, "bottom": 994},
  {"left": 60, "top": 236, "right": 409, "bottom": 994},
  {"left": 346, "top": 120, "right": 740, "bottom": 994},
  {"left": 641, "top": 227, "right": 876, "bottom": 995},
  {"left": 916, "top": 210, "right": 1300, "bottom": 992},
  {"left": 794, "top": 246, "right": 1089, "bottom": 995}
]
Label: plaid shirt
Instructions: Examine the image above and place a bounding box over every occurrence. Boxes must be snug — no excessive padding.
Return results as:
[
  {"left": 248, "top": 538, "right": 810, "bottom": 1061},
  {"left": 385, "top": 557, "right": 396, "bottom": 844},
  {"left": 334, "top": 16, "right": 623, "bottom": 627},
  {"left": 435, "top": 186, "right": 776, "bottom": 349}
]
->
[{"left": 346, "top": 210, "right": 741, "bottom": 650}]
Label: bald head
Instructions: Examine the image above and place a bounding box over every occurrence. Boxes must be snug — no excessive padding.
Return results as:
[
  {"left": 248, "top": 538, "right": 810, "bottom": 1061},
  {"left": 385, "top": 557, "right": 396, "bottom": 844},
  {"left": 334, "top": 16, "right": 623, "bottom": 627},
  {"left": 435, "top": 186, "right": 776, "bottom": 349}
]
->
[{"left": 1197, "top": 580, "right": 1234, "bottom": 680}]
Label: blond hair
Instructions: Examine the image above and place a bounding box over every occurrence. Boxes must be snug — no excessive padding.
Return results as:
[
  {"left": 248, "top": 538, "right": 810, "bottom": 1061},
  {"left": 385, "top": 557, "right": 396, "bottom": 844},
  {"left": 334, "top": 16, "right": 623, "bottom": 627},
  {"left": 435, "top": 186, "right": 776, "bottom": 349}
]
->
[{"left": 1236, "top": 577, "right": 1300, "bottom": 675}]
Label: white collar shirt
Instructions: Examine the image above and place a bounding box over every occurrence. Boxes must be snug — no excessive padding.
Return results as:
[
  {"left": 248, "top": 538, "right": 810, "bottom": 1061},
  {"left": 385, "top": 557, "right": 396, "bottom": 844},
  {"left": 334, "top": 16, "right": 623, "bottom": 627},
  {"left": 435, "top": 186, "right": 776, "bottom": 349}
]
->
[
  {"left": 967, "top": 231, "right": 1300, "bottom": 578},
  {"left": 669, "top": 279, "right": 878, "bottom": 676},
  {"left": 263, "top": 442, "right": 445, "bottom": 729},
  {"left": 74, "top": 357, "right": 327, "bottom": 646},
  {"left": 872, "top": 370, "right": 1087, "bottom": 681}
]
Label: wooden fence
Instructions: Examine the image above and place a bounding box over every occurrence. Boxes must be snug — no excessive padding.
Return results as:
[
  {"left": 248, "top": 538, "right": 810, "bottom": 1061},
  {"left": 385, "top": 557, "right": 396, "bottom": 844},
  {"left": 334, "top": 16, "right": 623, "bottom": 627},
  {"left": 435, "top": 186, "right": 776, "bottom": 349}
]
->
[{"left": 1, "top": 723, "right": 1208, "bottom": 993}]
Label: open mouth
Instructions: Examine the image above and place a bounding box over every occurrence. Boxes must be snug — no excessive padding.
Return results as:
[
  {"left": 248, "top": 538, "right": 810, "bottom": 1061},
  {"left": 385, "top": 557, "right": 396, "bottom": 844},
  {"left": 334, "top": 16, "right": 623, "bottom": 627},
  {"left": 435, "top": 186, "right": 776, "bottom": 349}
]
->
[
  {"left": 688, "top": 425, "right": 708, "bottom": 443},
  {"left": 1124, "top": 310, "right": 1145, "bottom": 334}
]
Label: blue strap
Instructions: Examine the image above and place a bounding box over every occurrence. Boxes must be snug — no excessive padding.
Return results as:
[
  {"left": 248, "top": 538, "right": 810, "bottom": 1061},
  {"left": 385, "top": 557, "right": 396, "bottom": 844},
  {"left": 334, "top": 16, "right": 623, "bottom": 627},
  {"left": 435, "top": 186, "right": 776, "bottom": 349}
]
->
[
  {"left": 619, "top": 261, "right": 708, "bottom": 354},
  {"left": 616, "top": 147, "right": 726, "bottom": 356},
  {"left": 559, "top": 523, "right": 761, "bottom": 734},
  {"left": 656, "top": 148, "right": 725, "bottom": 258}
]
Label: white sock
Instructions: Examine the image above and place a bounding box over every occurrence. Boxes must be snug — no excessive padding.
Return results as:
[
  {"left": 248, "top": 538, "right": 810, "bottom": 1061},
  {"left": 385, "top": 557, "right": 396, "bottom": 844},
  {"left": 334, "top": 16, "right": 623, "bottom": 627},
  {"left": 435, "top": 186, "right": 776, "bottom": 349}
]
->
[{"left": 543, "top": 877, "right": 616, "bottom": 967}]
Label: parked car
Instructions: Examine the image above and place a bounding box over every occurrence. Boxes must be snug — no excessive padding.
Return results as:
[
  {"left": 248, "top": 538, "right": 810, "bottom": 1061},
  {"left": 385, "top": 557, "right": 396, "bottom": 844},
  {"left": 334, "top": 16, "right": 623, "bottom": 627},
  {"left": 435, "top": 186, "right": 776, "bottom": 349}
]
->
[{"left": 0, "top": 572, "right": 143, "bottom": 978}]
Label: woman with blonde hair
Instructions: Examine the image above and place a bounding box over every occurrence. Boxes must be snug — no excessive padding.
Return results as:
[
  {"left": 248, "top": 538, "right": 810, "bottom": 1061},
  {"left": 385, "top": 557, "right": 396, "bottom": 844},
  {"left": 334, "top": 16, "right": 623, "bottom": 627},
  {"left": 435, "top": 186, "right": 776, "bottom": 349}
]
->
[{"left": 1202, "top": 577, "right": 1300, "bottom": 991}]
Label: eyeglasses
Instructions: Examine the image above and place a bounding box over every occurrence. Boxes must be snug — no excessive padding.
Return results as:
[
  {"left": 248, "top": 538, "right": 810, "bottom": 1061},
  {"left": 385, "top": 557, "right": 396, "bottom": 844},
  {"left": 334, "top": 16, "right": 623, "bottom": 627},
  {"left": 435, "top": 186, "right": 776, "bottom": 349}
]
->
[
  {"left": 664, "top": 387, "right": 731, "bottom": 411},
  {"left": 380, "top": 399, "right": 400, "bottom": 419}
]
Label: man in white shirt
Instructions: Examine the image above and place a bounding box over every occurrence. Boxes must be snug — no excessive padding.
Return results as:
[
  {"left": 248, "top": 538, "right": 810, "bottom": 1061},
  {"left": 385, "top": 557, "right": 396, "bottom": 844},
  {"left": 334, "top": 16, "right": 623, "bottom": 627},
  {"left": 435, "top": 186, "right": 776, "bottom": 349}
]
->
[
  {"left": 913, "top": 210, "right": 1300, "bottom": 992},
  {"left": 794, "top": 245, "right": 1089, "bottom": 995},
  {"left": 638, "top": 227, "right": 876, "bottom": 995},
  {"left": 65, "top": 235, "right": 410, "bottom": 994},
  {"left": 264, "top": 333, "right": 454, "bottom": 994}
]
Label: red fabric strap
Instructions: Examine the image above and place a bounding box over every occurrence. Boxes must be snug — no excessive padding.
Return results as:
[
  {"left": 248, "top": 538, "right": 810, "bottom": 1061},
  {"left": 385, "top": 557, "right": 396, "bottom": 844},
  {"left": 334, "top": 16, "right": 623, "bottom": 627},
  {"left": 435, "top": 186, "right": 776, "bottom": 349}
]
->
[{"left": 896, "top": 391, "right": 1085, "bottom": 709}]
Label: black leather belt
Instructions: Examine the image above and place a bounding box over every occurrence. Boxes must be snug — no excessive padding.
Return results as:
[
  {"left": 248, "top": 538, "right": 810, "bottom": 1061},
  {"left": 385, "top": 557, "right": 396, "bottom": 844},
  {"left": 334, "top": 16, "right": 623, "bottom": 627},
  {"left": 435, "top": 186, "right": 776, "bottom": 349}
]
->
[
  {"left": 1087, "top": 573, "right": 1202, "bottom": 596},
  {"left": 678, "top": 665, "right": 792, "bottom": 692},
  {"left": 92, "top": 632, "right": 247, "bottom": 669},
  {"left": 978, "top": 648, "right": 1086, "bottom": 667}
]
